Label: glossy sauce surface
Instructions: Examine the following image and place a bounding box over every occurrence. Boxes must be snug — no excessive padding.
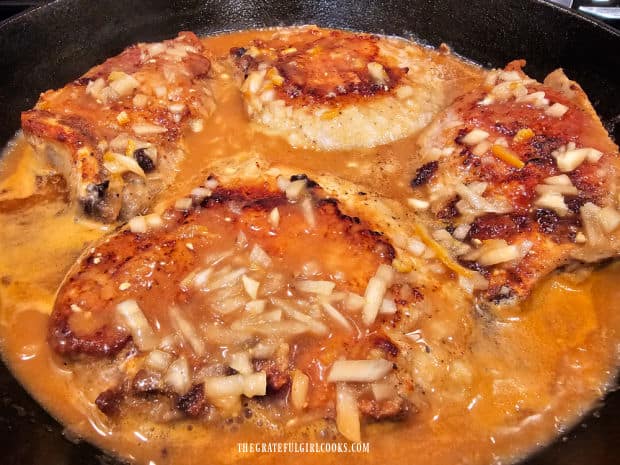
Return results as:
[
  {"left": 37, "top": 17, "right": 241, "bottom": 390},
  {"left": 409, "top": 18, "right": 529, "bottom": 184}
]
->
[{"left": 0, "top": 29, "right": 619, "bottom": 465}]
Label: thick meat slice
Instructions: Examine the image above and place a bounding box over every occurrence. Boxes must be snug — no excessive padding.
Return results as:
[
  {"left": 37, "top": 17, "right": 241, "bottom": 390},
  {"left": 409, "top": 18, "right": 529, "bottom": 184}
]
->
[
  {"left": 21, "top": 32, "right": 215, "bottom": 222},
  {"left": 230, "top": 26, "right": 483, "bottom": 150},
  {"left": 413, "top": 61, "right": 620, "bottom": 304},
  {"left": 48, "top": 168, "right": 427, "bottom": 433}
]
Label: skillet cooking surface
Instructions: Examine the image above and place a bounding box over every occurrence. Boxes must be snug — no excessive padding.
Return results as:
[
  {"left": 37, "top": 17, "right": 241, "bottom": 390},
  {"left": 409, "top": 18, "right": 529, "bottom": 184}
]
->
[{"left": 0, "top": 0, "right": 618, "bottom": 464}]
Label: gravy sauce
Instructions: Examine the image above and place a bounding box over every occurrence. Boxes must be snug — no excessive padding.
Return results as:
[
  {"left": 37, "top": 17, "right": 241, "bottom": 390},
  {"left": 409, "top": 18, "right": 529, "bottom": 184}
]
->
[{"left": 0, "top": 30, "right": 619, "bottom": 465}]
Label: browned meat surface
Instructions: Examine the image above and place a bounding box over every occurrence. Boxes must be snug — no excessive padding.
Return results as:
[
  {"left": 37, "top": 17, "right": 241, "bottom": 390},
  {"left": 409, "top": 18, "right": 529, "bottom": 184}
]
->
[
  {"left": 21, "top": 32, "right": 215, "bottom": 222},
  {"left": 229, "top": 26, "right": 483, "bottom": 150},
  {"left": 49, "top": 174, "right": 421, "bottom": 430},
  {"left": 413, "top": 61, "right": 620, "bottom": 304}
]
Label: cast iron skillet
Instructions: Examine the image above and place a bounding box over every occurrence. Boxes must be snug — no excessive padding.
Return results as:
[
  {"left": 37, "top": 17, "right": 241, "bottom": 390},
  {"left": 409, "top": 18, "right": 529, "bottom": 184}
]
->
[{"left": 0, "top": 0, "right": 618, "bottom": 464}]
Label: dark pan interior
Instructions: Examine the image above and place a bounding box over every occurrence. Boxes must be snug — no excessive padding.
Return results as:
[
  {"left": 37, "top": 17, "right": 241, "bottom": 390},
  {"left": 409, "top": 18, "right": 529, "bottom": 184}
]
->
[{"left": 0, "top": 0, "right": 619, "bottom": 463}]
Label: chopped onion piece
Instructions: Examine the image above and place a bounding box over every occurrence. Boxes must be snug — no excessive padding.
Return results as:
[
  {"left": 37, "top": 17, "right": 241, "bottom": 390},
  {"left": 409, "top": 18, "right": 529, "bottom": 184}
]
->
[
  {"left": 478, "top": 244, "right": 520, "bottom": 266},
  {"left": 128, "top": 215, "right": 148, "bottom": 234},
  {"left": 203, "top": 372, "right": 266, "bottom": 398},
  {"left": 375, "top": 264, "right": 395, "bottom": 285},
  {"left": 379, "top": 298, "right": 397, "bottom": 314},
  {"left": 545, "top": 102, "right": 568, "bottom": 118},
  {"left": 174, "top": 197, "right": 192, "bottom": 211},
  {"left": 407, "top": 237, "right": 426, "bottom": 256},
  {"left": 321, "top": 302, "right": 352, "bottom": 331},
  {"left": 103, "top": 152, "right": 145, "bottom": 177},
  {"left": 269, "top": 207, "right": 280, "bottom": 228},
  {"left": 362, "top": 276, "right": 388, "bottom": 326},
  {"left": 169, "top": 306, "right": 205, "bottom": 356},
  {"left": 164, "top": 356, "right": 191, "bottom": 394},
  {"left": 249, "top": 244, "right": 272, "bottom": 268},
  {"left": 461, "top": 129, "right": 489, "bottom": 146},
  {"left": 336, "top": 384, "right": 361, "bottom": 442},
  {"left": 407, "top": 198, "right": 430, "bottom": 210},
  {"left": 242, "top": 275, "right": 260, "bottom": 299},
  {"left": 116, "top": 300, "right": 157, "bottom": 351},
  {"left": 193, "top": 268, "right": 213, "bottom": 288},
  {"left": 295, "top": 280, "right": 335, "bottom": 296},
  {"left": 285, "top": 179, "right": 307, "bottom": 200},
  {"left": 132, "top": 122, "right": 168, "bottom": 135},
  {"left": 145, "top": 349, "right": 173, "bottom": 372},
  {"left": 245, "top": 299, "right": 266, "bottom": 313},
  {"left": 534, "top": 191, "right": 569, "bottom": 216},
  {"left": 328, "top": 359, "right": 392, "bottom": 383},
  {"left": 145, "top": 214, "right": 163, "bottom": 229},
  {"left": 228, "top": 352, "right": 254, "bottom": 375},
  {"left": 189, "top": 118, "right": 204, "bottom": 133},
  {"left": 275, "top": 300, "right": 329, "bottom": 335},
  {"left": 345, "top": 292, "right": 366, "bottom": 311},
  {"left": 191, "top": 187, "right": 212, "bottom": 201},
  {"left": 291, "top": 370, "right": 310, "bottom": 410},
  {"left": 108, "top": 72, "right": 139, "bottom": 97},
  {"left": 300, "top": 197, "right": 316, "bottom": 228}
]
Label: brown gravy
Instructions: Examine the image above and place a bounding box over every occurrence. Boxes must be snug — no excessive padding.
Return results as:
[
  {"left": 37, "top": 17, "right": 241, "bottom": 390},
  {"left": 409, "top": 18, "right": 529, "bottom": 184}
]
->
[{"left": 0, "top": 29, "right": 619, "bottom": 465}]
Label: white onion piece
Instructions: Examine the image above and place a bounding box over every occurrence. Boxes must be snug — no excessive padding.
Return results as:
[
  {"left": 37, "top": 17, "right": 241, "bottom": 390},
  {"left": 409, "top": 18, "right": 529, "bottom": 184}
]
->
[
  {"left": 285, "top": 179, "right": 307, "bottom": 200},
  {"left": 534, "top": 191, "right": 569, "bottom": 216},
  {"left": 478, "top": 244, "right": 520, "bottom": 266},
  {"left": 242, "top": 275, "right": 260, "bottom": 299},
  {"left": 245, "top": 299, "right": 266, "bottom": 313},
  {"left": 164, "top": 356, "right": 191, "bottom": 394},
  {"left": 203, "top": 372, "right": 266, "bottom": 398},
  {"left": 116, "top": 300, "right": 157, "bottom": 351},
  {"left": 103, "top": 152, "right": 145, "bottom": 177},
  {"left": 132, "top": 122, "right": 168, "bottom": 135},
  {"left": 379, "top": 298, "right": 397, "bottom": 314},
  {"left": 249, "top": 244, "right": 272, "bottom": 268},
  {"left": 336, "top": 384, "right": 361, "bottom": 442},
  {"left": 169, "top": 307, "right": 205, "bottom": 356},
  {"left": 108, "top": 72, "right": 139, "bottom": 97},
  {"left": 228, "top": 352, "right": 254, "bottom": 375},
  {"left": 371, "top": 381, "right": 397, "bottom": 401},
  {"left": 291, "top": 370, "right": 310, "bottom": 410},
  {"left": 276, "top": 300, "right": 329, "bottom": 335},
  {"left": 269, "top": 207, "right": 280, "bottom": 228},
  {"left": 321, "top": 302, "right": 352, "bottom": 331},
  {"left": 545, "top": 102, "right": 568, "bottom": 118},
  {"left": 145, "top": 349, "right": 173, "bottom": 372},
  {"left": 300, "top": 197, "right": 316, "bottom": 228},
  {"left": 295, "top": 280, "right": 335, "bottom": 296},
  {"left": 461, "top": 129, "right": 489, "bottom": 146},
  {"left": 362, "top": 277, "right": 387, "bottom": 326},
  {"left": 128, "top": 215, "right": 148, "bottom": 234},
  {"left": 345, "top": 292, "right": 365, "bottom": 311},
  {"left": 327, "top": 359, "right": 393, "bottom": 383}
]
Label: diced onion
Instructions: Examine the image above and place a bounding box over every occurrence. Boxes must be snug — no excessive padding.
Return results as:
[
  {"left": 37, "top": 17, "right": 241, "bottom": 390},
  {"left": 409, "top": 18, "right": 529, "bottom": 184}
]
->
[
  {"left": 103, "top": 152, "right": 145, "bottom": 177},
  {"left": 174, "top": 197, "right": 192, "bottom": 211},
  {"left": 276, "top": 300, "right": 329, "bottom": 336},
  {"left": 407, "top": 198, "right": 430, "bottom": 210},
  {"left": 128, "top": 215, "right": 148, "bottom": 234},
  {"left": 371, "top": 381, "right": 397, "bottom": 401},
  {"left": 116, "top": 300, "right": 157, "bottom": 351},
  {"left": 203, "top": 372, "right": 266, "bottom": 398},
  {"left": 145, "top": 349, "right": 173, "bottom": 372},
  {"left": 362, "top": 276, "right": 387, "bottom": 326},
  {"left": 249, "top": 244, "right": 272, "bottom": 268},
  {"left": 327, "top": 359, "right": 393, "bottom": 383},
  {"left": 545, "top": 102, "right": 568, "bottom": 118},
  {"left": 336, "top": 384, "right": 361, "bottom": 442},
  {"left": 321, "top": 302, "right": 353, "bottom": 331},
  {"left": 534, "top": 191, "right": 569, "bottom": 216},
  {"left": 461, "top": 129, "right": 489, "bottom": 146},
  {"left": 169, "top": 306, "right": 205, "bottom": 356},
  {"left": 269, "top": 207, "right": 280, "bottom": 228},
  {"left": 228, "top": 352, "right": 254, "bottom": 375},
  {"left": 291, "top": 370, "right": 310, "bottom": 410},
  {"left": 345, "top": 292, "right": 366, "bottom": 311},
  {"left": 379, "top": 298, "right": 397, "bottom": 314},
  {"left": 245, "top": 299, "right": 266, "bottom": 313},
  {"left": 164, "top": 356, "right": 191, "bottom": 394},
  {"left": 242, "top": 275, "right": 260, "bottom": 299},
  {"left": 295, "top": 280, "right": 336, "bottom": 296},
  {"left": 285, "top": 179, "right": 307, "bottom": 200},
  {"left": 132, "top": 123, "right": 168, "bottom": 135}
]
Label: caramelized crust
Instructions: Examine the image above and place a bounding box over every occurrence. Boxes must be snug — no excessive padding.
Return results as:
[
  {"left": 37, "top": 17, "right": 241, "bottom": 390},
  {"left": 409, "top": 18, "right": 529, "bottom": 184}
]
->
[
  {"left": 414, "top": 63, "right": 620, "bottom": 303},
  {"left": 232, "top": 27, "right": 407, "bottom": 107},
  {"left": 21, "top": 32, "right": 215, "bottom": 222}
]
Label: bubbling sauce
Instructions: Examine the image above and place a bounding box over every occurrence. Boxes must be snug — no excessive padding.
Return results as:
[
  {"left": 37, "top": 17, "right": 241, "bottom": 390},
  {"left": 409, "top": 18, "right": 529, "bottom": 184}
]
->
[{"left": 0, "top": 29, "right": 619, "bottom": 465}]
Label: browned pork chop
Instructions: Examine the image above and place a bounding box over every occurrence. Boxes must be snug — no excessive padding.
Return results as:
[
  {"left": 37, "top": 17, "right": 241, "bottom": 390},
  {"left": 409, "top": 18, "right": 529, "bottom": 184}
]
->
[
  {"left": 21, "top": 32, "right": 215, "bottom": 222},
  {"left": 48, "top": 170, "right": 434, "bottom": 438},
  {"left": 412, "top": 61, "right": 620, "bottom": 304},
  {"left": 230, "top": 26, "right": 483, "bottom": 150}
]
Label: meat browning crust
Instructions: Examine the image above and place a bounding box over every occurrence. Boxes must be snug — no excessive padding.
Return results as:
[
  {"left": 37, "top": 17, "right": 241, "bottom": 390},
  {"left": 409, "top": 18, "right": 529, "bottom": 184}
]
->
[
  {"left": 21, "top": 32, "right": 215, "bottom": 222},
  {"left": 49, "top": 183, "right": 395, "bottom": 357},
  {"left": 231, "top": 28, "right": 408, "bottom": 107},
  {"left": 414, "top": 62, "right": 620, "bottom": 303}
]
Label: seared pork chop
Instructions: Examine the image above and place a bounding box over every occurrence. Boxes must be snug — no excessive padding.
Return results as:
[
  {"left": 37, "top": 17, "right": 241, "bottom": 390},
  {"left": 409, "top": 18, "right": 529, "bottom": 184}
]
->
[
  {"left": 48, "top": 158, "right": 477, "bottom": 440},
  {"left": 230, "top": 26, "right": 483, "bottom": 150},
  {"left": 413, "top": 61, "right": 620, "bottom": 304},
  {"left": 21, "top": 32, "right": 215, "bottom": 222}
]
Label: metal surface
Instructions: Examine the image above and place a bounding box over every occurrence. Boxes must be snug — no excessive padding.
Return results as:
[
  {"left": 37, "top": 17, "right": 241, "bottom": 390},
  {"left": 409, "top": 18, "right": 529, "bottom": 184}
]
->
[{"left": 0, "top": 1, "right": 619, "bottom": 464}]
